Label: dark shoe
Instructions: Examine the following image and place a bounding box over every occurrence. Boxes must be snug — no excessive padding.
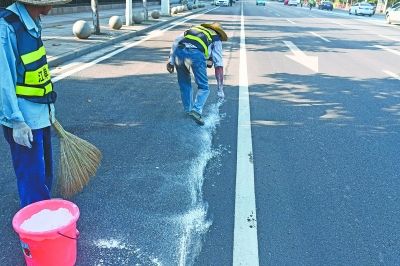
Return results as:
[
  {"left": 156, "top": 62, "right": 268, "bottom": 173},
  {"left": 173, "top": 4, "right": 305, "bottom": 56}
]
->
[{"left": 189, "top": 110, "right": 205, "bottom": 125}]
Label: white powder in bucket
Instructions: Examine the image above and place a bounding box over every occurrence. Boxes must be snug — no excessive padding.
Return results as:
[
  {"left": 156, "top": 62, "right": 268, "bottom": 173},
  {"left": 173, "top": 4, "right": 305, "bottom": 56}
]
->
[{"left": 21, "top": 208, "right": 74, "bottom": 232}]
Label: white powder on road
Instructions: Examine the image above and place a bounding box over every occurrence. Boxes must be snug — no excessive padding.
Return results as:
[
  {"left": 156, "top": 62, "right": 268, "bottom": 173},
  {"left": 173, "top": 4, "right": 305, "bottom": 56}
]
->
[{"left": 20, "top": 208, "right": 74, "bottom": 232}]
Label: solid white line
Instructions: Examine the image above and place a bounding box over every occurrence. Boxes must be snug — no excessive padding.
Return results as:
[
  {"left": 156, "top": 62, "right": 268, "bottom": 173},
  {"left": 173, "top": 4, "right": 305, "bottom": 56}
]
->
[
  {"left": 233, "top": 3, "right": 259, "bottom": 266},
  {"left": 383, "top": 70, "right": 400, "bottom": 80},
  {"left": 374, "top": 45, "right": 400, "bottom": 56},
  {"left": 287, "top": 19, "right": 296, "bottom": 24},
  {"left": 309, "top": 31, "right": 331, "bottom": 42},
  {"left": 51, "top": 9, "right": 218, "bottom": 83}
]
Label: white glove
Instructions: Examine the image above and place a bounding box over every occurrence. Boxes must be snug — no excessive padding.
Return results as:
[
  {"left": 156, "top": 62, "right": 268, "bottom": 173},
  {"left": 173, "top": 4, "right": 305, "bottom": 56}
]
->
[
  {"left": 12, "top": 122, "right": 33, "bottom": 148},
  {"left": 217, "top": 88, "right": 225, "bottom": 99}
]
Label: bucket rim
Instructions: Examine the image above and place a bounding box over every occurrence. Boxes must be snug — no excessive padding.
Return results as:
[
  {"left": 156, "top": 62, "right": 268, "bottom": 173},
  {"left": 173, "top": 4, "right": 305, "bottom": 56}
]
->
[{"left": 12, "top": 199, "right": 80, "bottom": 237}]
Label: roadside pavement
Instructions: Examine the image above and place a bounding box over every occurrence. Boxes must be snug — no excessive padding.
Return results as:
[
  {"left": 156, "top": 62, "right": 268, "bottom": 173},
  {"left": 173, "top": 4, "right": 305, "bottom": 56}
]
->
[{"left": 43, "top": 4, "right": 208, "bottom": 67}]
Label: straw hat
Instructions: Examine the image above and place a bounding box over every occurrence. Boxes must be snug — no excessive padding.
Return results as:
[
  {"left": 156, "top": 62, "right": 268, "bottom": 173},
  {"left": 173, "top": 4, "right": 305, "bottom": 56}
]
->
[
  {"left": 201, "top": 22, "right": 228, "bottom": 42},
  {"left": 16, "top": 0, "right": 72, "bottom": 6}
]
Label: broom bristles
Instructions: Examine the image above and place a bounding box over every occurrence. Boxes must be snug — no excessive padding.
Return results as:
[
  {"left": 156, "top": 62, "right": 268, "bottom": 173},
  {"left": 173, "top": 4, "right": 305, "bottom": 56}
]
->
[{"left": 53, "top": 120, "right": 102, "bottom": 197}]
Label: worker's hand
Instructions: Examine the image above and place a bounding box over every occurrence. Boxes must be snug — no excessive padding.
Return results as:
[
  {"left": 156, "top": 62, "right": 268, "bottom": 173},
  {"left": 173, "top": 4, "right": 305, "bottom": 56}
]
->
[
  {"left": 206, "top": 59, "right": 213, "bottom": 68},
  {"left": 12, "top": 121, "right": 33, "bottom": 148},
  {"left": 166, "top": 62, "right": 174, "bottom": 74}
]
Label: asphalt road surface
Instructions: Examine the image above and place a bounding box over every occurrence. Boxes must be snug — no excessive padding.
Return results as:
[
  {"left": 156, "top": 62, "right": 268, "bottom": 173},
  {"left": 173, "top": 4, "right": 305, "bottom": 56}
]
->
[{"left": 1, "top": 1, "right": 400, "bottom": 265}]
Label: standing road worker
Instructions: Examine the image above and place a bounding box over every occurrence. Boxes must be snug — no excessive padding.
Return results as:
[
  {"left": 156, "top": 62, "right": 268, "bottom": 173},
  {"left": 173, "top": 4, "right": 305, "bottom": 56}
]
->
[
  {"left": 167, "top": 22, "right": 228, "bottom": 126},
  {"left": 0, "top": 0, "right": 70, "bottom": 208}
]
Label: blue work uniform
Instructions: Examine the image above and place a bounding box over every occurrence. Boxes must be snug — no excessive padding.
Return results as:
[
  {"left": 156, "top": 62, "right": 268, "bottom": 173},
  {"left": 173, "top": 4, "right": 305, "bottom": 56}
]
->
[{"left": 0, "top": 3, "right": 55, "bottom": 208}]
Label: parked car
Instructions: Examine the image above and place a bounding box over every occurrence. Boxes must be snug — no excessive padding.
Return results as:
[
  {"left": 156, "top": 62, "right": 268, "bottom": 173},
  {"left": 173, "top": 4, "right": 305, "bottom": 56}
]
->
[
  {"left": 288, "top": 0, "right": 299, "bottom": 5},
  {"left": 386, "top": 1, "right": 400, "bottom": 17},
  {"left": 256, "top": 0, "right": 266, "bottom": 5},
  {"left": 318, "top": 1, "right": 333, "bottom": 10},
  {"left": 348, "top": 2, "right": 374, "bottom": 16},
  {"left": 386, "top": 6, "right": 400, "bottom": 24},
  {"left": 215, "top": 0, "right": 229, "bottom": 6}
]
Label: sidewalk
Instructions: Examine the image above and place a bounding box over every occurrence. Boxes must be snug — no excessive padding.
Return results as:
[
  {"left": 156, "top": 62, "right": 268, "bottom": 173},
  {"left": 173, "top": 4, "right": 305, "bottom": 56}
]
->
[{"left": 43, "top": 5, "right": 207, "bottom": 67}]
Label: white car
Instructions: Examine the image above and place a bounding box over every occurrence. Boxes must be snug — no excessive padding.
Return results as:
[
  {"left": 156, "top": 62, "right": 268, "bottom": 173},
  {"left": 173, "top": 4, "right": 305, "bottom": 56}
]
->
[
  {"left": 215, "top": 0, "right": 229, "bottom": 6},
  {"left": 386, "top": 1, "right": 400, "bottom": 17},
  {"left": 288, "top": 0, "right": 300, "bottom": 5},
  {"left": 386, "top": 6, "right": 400, "bottom": 24},
  {"left": 349, "top": 3, "right": 374, "bottom": 16}
]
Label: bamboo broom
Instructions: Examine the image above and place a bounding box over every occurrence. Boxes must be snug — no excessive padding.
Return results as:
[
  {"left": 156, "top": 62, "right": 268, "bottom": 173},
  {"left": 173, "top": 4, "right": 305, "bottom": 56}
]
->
[{"left": 52, "top": 120, "right": 102, "bottom": 197}]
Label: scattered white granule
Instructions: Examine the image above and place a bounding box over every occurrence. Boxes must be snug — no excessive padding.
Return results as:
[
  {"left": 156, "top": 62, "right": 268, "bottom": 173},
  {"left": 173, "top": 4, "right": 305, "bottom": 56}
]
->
[
  {"left": 94, "top": 239, "right": 128, "bottom": 249},
  {"left": 20, "top": 208, "right": 74, "bottom": 232}
]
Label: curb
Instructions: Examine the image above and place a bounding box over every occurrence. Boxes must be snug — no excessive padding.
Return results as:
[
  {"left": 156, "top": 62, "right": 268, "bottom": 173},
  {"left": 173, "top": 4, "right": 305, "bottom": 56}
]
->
[{"left": 48, "top": 8, "right": 206, "bottom": 68}]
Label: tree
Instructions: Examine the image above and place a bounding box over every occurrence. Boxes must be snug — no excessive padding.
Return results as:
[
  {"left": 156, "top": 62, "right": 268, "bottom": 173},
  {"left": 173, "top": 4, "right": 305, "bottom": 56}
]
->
[{"left": 91, "top": 0, "right": 100, "bottom": 34}]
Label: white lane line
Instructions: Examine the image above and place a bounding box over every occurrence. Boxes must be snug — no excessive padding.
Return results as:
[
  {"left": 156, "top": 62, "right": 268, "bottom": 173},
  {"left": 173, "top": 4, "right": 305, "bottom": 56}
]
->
[
  {"left": 374, "top": 45, "right": 400, "bottom": 56},
  {"left": 378, "top": 34, "right": 400, "bottom": 42},
  {"left": 233, "top": 2, "right": 259, "bottom": 266},
  {"left": 383, "top": 70, "right": 400, "bottom": 80},
  {"left": 309, "top": 31, "right": 331, "bottom": 42},
  {"left": 51, "top": 8, "right": 218, "bottom": 83},
  {"left": 287, "top": 19, "right": 296, "bottom": 24}
]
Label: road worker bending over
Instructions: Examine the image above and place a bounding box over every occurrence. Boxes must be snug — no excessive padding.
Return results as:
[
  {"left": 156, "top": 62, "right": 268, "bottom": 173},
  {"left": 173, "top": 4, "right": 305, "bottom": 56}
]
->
[{"left": 167, "top": 22, "right": 228, "bottom": 126}]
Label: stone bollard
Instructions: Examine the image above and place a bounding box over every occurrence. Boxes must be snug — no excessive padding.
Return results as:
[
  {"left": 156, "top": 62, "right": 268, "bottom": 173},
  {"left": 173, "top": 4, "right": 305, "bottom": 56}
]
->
[
  {"left": 72, "top": 20, "right": 91, "bottom": 39},
  {"left": 109, "top": 16, "right": 122, "bottom": 30},
  {"left": 133, "top": 12, "right": 145, "bottom": 24},
  {"left": 151, "top": 10, "right": 160, "bottom": 19}
]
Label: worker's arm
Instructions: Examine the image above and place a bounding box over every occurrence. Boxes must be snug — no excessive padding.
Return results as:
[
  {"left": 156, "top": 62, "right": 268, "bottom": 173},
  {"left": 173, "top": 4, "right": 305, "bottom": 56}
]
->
[
  {"left": 211, "top": 41, "right": 225, "bottom": 98},
  {"left": 0, "top": 22, "right": 23, "bottom": 123},
  {"left": 0, "top": 21, "right": 32, "bottom": 148},
  {"left": 167, "top": 33, "right": 184, "bottom": 73},
  {"left": 168, "top": 33, "right": 184, "bottom": 65}
]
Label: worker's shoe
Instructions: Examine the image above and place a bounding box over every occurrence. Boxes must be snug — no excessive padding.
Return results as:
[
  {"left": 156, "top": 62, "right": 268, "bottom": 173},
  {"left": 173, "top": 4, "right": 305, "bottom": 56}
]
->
[
  {"left": 189, "top": 110, "right": 205, "bottom": 126},
  {"left": 217, "top": 88, "right": 225, "bottom": 99}
]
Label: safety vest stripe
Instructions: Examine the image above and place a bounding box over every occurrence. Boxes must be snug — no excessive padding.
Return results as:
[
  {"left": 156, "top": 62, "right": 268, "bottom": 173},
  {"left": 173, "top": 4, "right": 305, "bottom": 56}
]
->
[
  {"left": 185, "top": 35, "right": 209, "bottom": 58},
  {"left": 193, "top": 26, "right": 212, "bottom": 41},
  {"left": 20, "top": 46, "right": 46, "bottom": 65},
  {"left": 24, "top": 64, "right": 51, "bottom": 85},
  {"left": 16, "top": 83, "right": 53, "bottom": 97}
]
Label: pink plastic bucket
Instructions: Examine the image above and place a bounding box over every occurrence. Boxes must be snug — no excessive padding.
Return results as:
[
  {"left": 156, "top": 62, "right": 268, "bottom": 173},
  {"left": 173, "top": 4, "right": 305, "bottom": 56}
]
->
[{"left": 12, "top": 199, "right": 80, "bottom": 266}]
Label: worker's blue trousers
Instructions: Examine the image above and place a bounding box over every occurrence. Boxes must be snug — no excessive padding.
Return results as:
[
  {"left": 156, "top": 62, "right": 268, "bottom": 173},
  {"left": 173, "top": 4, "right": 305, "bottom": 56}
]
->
[
  {"left": 3, "top": 126, "right": 53, "bottom": 208},
  {"left": 174, "top": 47, "right": 209, "bottom": 114}
]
